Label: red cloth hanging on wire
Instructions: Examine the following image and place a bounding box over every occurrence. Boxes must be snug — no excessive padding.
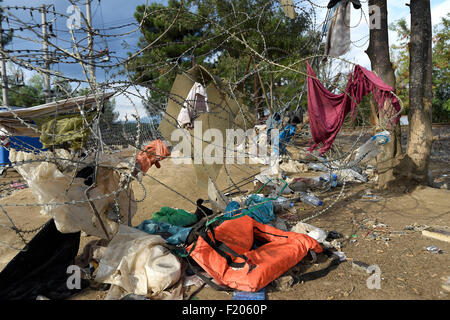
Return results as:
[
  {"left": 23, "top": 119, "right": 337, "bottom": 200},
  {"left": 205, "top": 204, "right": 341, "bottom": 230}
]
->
[
  {"left": 306, "top": 61, "right": 400, "bottom": 155},
  {"left": 136, "top": 139, "right": 171, "bottom": 173}
]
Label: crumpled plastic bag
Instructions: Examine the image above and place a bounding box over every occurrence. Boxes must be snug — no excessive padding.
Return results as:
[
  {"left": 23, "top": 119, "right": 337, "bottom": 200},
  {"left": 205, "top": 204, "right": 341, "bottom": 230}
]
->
[
  {"left": 291, "top": 222, "right": 327, "bottom": 243},
  {"left": 136, "top": 139, "right": 171, "bottom": 173},
  {"left": 9, "top": 149, "right": 136, "bottom": 239},
  {"left": 279, "top": 160, "right": 308, "bottom": 173},
  {"left": 95, "top": 225, "right": 182, "bottom": 299}
]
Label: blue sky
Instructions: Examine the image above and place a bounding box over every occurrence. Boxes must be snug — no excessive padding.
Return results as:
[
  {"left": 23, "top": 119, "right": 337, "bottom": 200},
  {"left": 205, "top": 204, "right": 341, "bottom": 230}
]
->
[{"left": 2, "top": 0, "right": 449, "bottom": 120}]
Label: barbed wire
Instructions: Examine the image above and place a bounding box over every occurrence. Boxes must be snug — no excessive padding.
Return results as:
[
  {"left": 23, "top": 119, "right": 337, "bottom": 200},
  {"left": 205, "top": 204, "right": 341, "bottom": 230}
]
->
[{"left": 0, "top": 0, "right": 401, "bottom": 253}]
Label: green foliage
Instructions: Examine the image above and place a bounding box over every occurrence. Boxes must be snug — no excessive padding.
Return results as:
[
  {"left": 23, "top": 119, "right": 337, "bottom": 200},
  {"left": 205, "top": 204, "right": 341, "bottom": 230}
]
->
[
  {"left": 390, "top": 14, "right": 450, "bottom": 122},
  {"left": 8, "top": 74, "right": 45, "bottom": 107},
  {"left": 127, "top": 0, "right": 318, "bottom": 115},
  {"left": 0, "top": 0, "right": 13, "bottom": 47}
]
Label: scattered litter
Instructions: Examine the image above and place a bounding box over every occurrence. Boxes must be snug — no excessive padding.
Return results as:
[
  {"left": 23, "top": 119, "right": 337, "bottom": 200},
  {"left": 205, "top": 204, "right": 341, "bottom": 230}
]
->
[
  {"left": 291, "top": 222, "right": 328, "bottom": 243},
  {"left": 352, "top": 261, "right": 370, "bottom": 272},
  {"left": 307, "top": 162, "right": 328, "bottom": 172},
  {"left": 422, "top": 228, "right": 450, "bottom": 243},
  {"left": 442, "top": 277, "right": 450, "bottom": 292},
  {"left": 360, "top": 194, "right": 384, "bottom": 202},
  {"left": 425, "top": 245, "right": 444, "bottom": 254},
  {"left": 332, "top": 251, "right": 347, "bottom": 262},
  {"left": 279, "top": 160, "right": 308, "bottom": 173},
  {"left": 295, "top": 191, "right": 323, "bottom": 206},
  {"left": 120, "top": 294, "right": 150, "bottom": 300},
  {"left": 9, "top": 182, "right": 28, "bottom": 190},
  {"left": 183, "top": 275, "right": 205, "bottom": 288},
  {"left": 232, "top": 288, "right": 266, "bottom": 300},
  {"left": 354, "top": 130, "right": 390, "bottom": 163}
]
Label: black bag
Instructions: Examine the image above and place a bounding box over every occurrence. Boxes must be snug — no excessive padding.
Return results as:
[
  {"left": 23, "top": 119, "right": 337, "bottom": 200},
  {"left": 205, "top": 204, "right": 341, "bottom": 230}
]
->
[{"left": 0, "top": 219, "right": 88, "bottom": 300}]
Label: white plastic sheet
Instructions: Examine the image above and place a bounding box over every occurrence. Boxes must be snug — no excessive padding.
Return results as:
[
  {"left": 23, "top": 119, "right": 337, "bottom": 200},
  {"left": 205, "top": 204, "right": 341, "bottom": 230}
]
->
[
  {"left": 95, "top": 225, "right": 182, "bottom": 300},
  {"left": 10, "top": 149, "right": 136, "bottom": 239}
]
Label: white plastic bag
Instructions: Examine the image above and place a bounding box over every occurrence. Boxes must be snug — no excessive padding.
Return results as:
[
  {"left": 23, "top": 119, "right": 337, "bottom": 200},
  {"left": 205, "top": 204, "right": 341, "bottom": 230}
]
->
[
  {"left": 10, "top": 149, "right": 136, "bottom": 239},
  {"left": 95, "top": 225, "right": 182, "bottom": 299},
  {"left": 291, "top": 222, "right": 327, "bottom": 243}
]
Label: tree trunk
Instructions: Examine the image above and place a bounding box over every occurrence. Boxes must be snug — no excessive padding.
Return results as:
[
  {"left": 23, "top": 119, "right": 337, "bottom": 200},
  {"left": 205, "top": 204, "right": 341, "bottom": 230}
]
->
[
  {"left": 365, "top": 0, "right": 402, "bottom": 189},
  {"left": 402, "top": 0, "right": 433, "bottom": 184}
]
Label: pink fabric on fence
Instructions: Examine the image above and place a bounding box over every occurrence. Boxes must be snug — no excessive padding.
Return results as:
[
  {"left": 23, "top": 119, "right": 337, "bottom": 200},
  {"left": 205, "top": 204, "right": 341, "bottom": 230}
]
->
[{"left": 306, "top": 61, "right": 400, "bottom": 155}]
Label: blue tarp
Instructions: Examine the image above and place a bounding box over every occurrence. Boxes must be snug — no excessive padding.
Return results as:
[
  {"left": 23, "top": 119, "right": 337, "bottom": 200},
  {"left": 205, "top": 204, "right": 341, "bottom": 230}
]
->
[
  {"left": 136, "top": 220, "right": 192, "bottom": 245},
  {"left": 274, "top": 124, "right": 296, "bottom": 155},
  {"left": 224, "top": 194, "right": 274, "bottom": 224}
]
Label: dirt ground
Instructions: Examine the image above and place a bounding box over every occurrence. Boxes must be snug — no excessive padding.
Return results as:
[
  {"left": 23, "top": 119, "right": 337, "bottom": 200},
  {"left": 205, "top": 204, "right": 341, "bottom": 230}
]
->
[{"left": 0, "top": 125, "right": 449, "bottom": 300}]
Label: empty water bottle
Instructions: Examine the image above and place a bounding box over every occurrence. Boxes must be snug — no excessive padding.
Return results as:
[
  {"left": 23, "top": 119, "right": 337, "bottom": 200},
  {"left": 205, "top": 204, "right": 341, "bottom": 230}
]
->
[
  {"left": 273, "top": 197, "right": 295, "bottom": 213},
  {"left": 295, "top": 192, "right": 323, "bottom": 207},
  {"left": 318, "top": 173, "right": 338, "bottom": 188},
  {"left": 307, "top": 162, "right": 328, "bottom": 172}
]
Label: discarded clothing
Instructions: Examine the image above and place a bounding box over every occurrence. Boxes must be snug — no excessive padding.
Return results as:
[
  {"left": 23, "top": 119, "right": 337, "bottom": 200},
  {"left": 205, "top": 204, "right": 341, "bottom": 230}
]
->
[
  {"left": 188, "top": 215, "right": 323, "bottom": 292},
  {"left": 325, "top": 0, "right": 351, "bottom": 58},
  {"left": 0, "top": 219, "right": 87, "bottom": 300},
  {"left": 177, "top": 82, "right": 210, "bottom": 128},
  {"left": 95, "top": 225, "right": 182, "bottom": 299},
  {"left": 328, "top": 0, "right": 361, "bottom": 9},
  {"left": 224, "top": 194, "right": 274, "bottom": 224},
  {"left": 307, "top": 61, "right": 401, "bottom": 154},
  {"left": 151, "top": 207, "right": 198, "bottom": 227},
  {"left": 34, "top": 113, "right": 95, "bottom": 150},
  {"left": 136, "top": 220, "right": 192, "bottom": 245},
  {"left": 136, "top": 139, "right": 171, "bottom": 173},
  {"left": 274, "top": 124, "right": 296, "bottom": 155}
]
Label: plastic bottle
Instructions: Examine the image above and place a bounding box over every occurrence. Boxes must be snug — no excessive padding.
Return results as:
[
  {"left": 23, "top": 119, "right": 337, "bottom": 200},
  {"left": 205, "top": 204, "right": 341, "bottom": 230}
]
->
[
  {"left": 272, "top": 197, "right": 295, "bottom": 213},
  {"left": 307, "top": 162, "right": 328, "bottom": 172},
  {"left": 294, "top": 192, "right": 323, "bottom": 207},
  {"left": 318, "top": 173, "right": 338, "bottom": 188},
  {"left": 289, "top": 177, "right": 321, "bottom": 191}
]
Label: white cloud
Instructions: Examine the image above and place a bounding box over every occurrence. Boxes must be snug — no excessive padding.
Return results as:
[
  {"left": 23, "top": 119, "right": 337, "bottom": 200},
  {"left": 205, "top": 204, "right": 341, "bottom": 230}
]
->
[
  {"left": 112, "top": 85, "right": 149, "bottom": 121},
  {"left": 431, "top": 0, "right": 450, "bottom": 26}
]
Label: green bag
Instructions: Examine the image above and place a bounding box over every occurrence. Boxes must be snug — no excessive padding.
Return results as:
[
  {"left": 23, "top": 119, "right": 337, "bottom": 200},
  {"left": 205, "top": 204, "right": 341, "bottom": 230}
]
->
[
  {"left": 34, "top": 113, "right": 95, "bottom": 150},
  {"left": 151, "top": 207, "right": 198, "bottom": 227}
]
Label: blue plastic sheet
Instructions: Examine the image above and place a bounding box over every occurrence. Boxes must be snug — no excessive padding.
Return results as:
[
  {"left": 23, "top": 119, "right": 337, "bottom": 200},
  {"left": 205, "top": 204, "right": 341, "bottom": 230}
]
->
[
  {"left": 224, "top": 194, "right": 274, "bottom": 224},
  {"left": 136, "top": 220, "right": 192, "bottom": 245},
  {"left": 275, "top": 124, "right": 296, "bottom": 155}
]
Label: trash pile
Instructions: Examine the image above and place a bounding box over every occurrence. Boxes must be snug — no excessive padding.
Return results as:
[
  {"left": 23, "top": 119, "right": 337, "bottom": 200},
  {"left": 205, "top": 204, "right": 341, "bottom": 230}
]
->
[
  {"left": 0, "top": 55, "right": 402, "bottom": 301},
  {"left": 0, "top": 117, "right": 395, "bottom": 300}
]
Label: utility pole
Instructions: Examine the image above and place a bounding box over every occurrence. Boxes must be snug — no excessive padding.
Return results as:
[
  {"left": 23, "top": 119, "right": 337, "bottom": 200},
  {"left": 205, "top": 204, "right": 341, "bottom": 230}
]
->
[
  {"left": 41, "top": 4, "right": 51, "bottom": 103},
  {"left": 86, "top": 0, "right": 104, "bottom": 152},
  {"left": 86, "top": 0, "right": 95, "bottom": 84},
  {"left": 0, "top": 20, "right": 9, "bottom": 107}
]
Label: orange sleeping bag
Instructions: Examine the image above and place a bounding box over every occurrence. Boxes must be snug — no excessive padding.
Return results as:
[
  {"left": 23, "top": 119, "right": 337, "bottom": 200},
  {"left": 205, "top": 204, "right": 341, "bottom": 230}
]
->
[{"left": 188, "top": 215, "right": 323, "bottom": 292}]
